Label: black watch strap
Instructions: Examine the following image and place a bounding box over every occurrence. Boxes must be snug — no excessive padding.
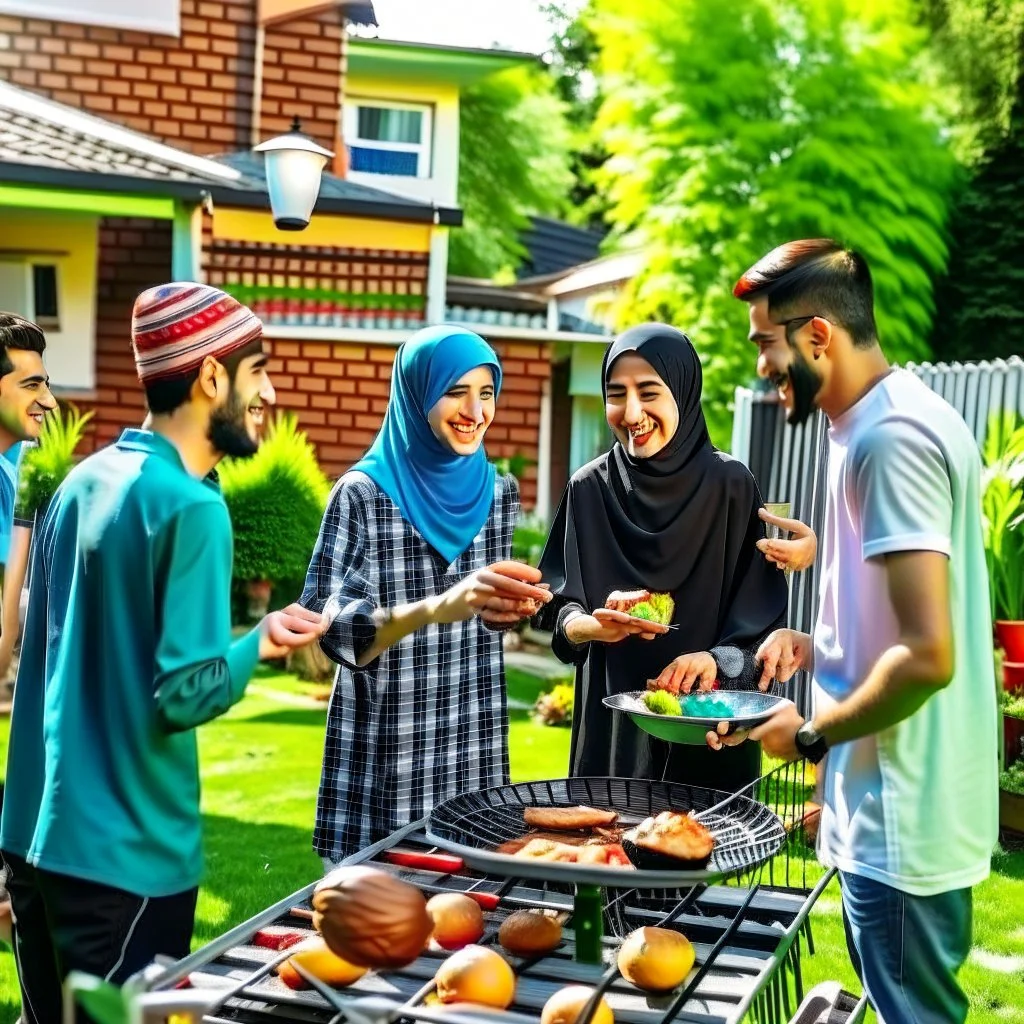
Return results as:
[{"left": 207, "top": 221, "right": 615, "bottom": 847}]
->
[{"left": 796, "top": 722, "right": 828, "bottom": 764}]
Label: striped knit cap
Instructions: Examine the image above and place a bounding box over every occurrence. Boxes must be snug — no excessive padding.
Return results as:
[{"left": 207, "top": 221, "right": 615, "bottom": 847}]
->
[{"left": 131, "top": 282, "right": 263, "bottom": 384}]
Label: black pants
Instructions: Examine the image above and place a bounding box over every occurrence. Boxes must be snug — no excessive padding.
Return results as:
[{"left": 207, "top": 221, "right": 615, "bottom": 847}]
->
[{"left": 2, "top": 851, "right": 197, "bottom": 1024}]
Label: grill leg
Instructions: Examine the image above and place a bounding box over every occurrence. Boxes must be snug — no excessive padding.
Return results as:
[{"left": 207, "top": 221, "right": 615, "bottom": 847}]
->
[{"left": 572, "top": 884, "right": 604, "bottom": 964}]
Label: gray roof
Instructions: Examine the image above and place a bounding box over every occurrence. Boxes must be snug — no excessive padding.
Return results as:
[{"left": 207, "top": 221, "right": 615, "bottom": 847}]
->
[{"left": 0, "top": 80, "right": 462, "bottom": 225}]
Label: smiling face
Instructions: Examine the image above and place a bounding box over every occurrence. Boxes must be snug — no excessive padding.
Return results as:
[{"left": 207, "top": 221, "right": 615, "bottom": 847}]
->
[
  {"left": 0, "top": 347, "right": 57, "bottom": 443},
  {"left": 605, "top": 352, "right": 679, "bottom": 458},
  {"left": 427, "top": 365, "right": 496, "bottom": 456},
  {"left": 747, "top": 297, "right": 824, "bottom": 426},
  {"left": 207, "top": 347, "right": 276, "bottom": 458}
]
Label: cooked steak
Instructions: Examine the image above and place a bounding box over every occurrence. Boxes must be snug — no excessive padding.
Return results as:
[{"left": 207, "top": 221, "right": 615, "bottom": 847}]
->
[{"left": 523, "top": 806, "right": 619, "bottom": 831}]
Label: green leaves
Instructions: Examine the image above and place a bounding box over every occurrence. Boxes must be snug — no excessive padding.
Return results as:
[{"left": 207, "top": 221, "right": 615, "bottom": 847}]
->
[
  {"left": 16, "top": 403, "right": 94, "bottom": 520},
  {"left": 589, "top": 0, "right": 959, "bottom": 444},
  {"left": 982, "top": 411, "right": 1024, "bottom": 622},
  {"left": 451, "top": 67, "right": 575, "bottom": 278},
  {"left": 219, "top": 412, "right": 331, "bottom": 587}
]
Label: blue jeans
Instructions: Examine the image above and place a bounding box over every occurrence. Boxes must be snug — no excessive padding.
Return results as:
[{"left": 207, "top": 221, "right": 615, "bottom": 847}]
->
[{"left": 840, "top": 871, "right": 972, "bottom": 1024}]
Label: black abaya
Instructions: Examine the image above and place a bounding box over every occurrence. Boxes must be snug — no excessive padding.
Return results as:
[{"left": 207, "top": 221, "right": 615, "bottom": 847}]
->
[{"left": 536, "top": 325, "right": 788, "bottom": 791}]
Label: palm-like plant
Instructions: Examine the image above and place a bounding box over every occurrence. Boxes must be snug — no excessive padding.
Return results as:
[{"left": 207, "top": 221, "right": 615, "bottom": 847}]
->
[
  {"left": 982, "top": 411, "right": 1024, "bottom": 623},
  {"left": 15, "top": 403, "right": 94, "bottom": 522}
]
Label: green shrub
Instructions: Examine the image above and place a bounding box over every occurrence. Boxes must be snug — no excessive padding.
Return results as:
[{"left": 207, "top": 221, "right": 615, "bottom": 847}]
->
[
  {"left": 219, "top": 413, "right": 330, "bottom": 588},
  {"left": 512, "top": 512, "right": 548, "bottom": 567},
  {"left": 15, "top": 403, "right": 93, "bottom": 521},
  {"left": 533, "top": 681, "right": 574, "bottom": 727},
  {"left": 1001, "top": 688, "right": 1024, "bottom": 722},
  {"left": 982, "top": 411, "right": 1024, "bottom": 622},
  {"left": 1000, "top": 758, "right": 1024, "bottom": 797}
]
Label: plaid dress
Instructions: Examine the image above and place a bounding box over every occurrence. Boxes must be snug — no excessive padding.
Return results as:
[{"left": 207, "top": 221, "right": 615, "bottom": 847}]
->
[{"left": 301, "top": 470, "right": 519, "bottom": 862}]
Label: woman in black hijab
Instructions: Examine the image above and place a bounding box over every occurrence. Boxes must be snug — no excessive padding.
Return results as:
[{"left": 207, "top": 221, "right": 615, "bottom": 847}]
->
[{"left": 536, "top": 324, "right": 788, "bottom": 791}]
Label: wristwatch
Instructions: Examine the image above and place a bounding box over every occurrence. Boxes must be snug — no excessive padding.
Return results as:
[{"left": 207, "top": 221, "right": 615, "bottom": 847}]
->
[{"left": 795, "top": 721, "right": 829, "bottom": 764}]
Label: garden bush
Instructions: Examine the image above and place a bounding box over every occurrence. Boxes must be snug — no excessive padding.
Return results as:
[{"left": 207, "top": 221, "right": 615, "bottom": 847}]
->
[
  {"left": 16, "top": 403, "right": 93, "bottom": 522},
  {"left": 219, "top": 413, "right": 330, "bottom": 602}
]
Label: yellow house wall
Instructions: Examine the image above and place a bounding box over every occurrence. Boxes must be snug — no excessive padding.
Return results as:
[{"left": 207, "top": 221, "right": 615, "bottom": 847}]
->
[
  {"left": 0, "top": 209, "right": 99, "bottom": 390},
  {"left": 211, "top": 207, "right": 433, "bottom": 252}
]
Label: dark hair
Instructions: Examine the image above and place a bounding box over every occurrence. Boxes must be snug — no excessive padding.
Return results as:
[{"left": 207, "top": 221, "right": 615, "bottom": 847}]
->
[
  {"left": 0, "top": 313, "right": 46, "bottom": 377},
  {"left": 143, "top": 338, "right": 264, "bottom": 415},
  {"left": 733, "top": 239, "right": 879, "bottom": 348}
]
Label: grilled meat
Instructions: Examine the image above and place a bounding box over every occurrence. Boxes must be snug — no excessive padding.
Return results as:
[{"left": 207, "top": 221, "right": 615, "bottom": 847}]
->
[
  {"left": 627, "top": 811, "right": 714, "bottom": 864},
  {"left": 523, "top": 806, "right": 619, "bottom": 831}
]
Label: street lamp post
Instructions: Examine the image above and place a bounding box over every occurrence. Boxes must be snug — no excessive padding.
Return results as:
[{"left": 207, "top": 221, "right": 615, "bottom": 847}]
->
[{"left": 254, "top": 117, "right": 334, "bottom": 231}]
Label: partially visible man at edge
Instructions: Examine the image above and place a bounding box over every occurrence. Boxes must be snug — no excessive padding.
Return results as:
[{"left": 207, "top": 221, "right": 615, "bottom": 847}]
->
[
  {"left": 0, "top": 312, "right": 57, "bottom": 948},
  {"left": 710, "top": 239, "right": 998, "bottom": 1024},
  {"left": 0, "top": 283, "right": 327, "bottom": 1022},
  {"left": 0, "top": 314, "right": 56, "bottom": 686}
]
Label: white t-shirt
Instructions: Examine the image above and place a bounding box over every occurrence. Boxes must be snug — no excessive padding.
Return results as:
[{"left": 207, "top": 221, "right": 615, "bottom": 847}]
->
[{"left": 814, "top": 369, "right": 998, "bottom": 897}]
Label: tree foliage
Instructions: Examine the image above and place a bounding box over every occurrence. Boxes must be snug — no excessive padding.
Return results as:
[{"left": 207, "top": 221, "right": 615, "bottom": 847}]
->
[
  {"left": 920, "top": 0, "right": 1024, "bottom": 363},
  {"left": 931, "top": 75, "right": 1024, "bottom": 363},
  {"left": 589, "top": 0, "right": 960, "bottom": 443},
  {"left": 915, "top": 0, "right": 1024, "bottom": 159},
  {"left": 450, "top": 66, "right": 575, "bottom": 279}
]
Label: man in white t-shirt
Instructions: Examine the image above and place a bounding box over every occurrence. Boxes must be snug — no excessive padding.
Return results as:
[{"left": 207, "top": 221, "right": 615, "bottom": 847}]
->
[{"left": 710, "top": 239, "right": 999, "bottom": 1024}]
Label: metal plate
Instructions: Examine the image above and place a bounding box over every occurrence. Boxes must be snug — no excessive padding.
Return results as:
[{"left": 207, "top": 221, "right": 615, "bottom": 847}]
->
[
  {"left": 603, "top": 690, "right": 794, "bottom": 745},
  {"left": 426, "top": 777, "right": 786, "bottom": 888}
]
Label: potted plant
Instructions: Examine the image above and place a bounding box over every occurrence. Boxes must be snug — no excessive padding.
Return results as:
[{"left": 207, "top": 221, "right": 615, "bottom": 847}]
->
[
  {"left": 1001, "top": 688, "right": 1024, "bottom": 769},
  {"left": 981, "top": 411, "right": 1024, "bottom": 673},
  {"left": 1000, "top": 757, "right": 1024, "bottom": 836},
  {"left": 16, "top": 403, "right": 94, "bottom": 524}
]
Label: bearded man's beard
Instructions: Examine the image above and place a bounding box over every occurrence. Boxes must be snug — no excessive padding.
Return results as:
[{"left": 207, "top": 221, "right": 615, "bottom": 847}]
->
[{"left": 209, "top": 389, "right": 258, "bottom": 458}]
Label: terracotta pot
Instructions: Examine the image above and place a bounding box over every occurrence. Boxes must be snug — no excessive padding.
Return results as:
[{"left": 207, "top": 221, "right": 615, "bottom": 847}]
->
[
  {"left": 1005, "top": 714, "right": 1024, "bottom": 769},
  {"left": 1004, "top": 660, "right": 1024, "bottom": 691},
  {"left": 999, "top": 788, "right": 1024, "bottom": 836},
  {"left": 996, "top": 620, "right": 1024, "bottom": 662}
]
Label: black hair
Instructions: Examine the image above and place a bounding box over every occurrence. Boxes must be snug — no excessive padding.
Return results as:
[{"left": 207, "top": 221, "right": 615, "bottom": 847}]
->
[
  {"left": 143, "top": 338, "right": 264, "bottom": 415},
  {"left": 0, "top": 313, "right": 46, "bottom": 377},
  {"left": 733, "top": 239, "right": 879, "bottom": 349}
]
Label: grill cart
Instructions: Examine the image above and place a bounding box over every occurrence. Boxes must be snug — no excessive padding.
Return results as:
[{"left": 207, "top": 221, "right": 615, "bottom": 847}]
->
[{"left": 75, "top": 762, "right": 867, "bottom": 1024}]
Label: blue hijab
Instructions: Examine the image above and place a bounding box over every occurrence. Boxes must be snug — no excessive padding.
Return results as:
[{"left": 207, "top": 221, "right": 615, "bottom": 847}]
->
[{"left": 353, "top": 325, "right": 503, "bottom": 566}]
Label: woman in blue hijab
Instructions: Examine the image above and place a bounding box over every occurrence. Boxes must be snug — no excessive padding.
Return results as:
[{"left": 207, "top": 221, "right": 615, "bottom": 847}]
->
[{"left": 301, "top": 325, "right": 550, "bottom": 864}]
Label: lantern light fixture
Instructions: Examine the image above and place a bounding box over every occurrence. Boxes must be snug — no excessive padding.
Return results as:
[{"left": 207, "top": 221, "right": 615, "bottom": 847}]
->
[{"left": 254, "top": 116, "right": 334, "bottom": 231}]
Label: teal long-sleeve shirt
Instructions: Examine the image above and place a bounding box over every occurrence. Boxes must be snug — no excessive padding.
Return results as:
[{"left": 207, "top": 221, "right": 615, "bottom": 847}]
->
[{"left": 0, "top": 429, "right": 260, "bottom": 897}]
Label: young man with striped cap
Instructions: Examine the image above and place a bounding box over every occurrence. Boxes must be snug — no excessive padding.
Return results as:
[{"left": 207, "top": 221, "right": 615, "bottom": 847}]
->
[{"left": 0, "top": 283, "right": 326, "bottom": 1021}]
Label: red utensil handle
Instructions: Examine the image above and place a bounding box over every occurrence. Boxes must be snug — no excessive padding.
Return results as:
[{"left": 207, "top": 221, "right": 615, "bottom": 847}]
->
[{"left": 384, "top": 850, "right": 465, "bottom": 873}]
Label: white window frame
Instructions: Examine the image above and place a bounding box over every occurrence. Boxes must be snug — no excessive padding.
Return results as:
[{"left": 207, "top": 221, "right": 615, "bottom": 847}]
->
[
  {"left": 0, "top": 259, "right": 60, "bottom": 329},
  {"left": 0, "top": 0, "right": 179, "bottom": 36},
  {"left": 343, "top": 98, "right": 433, "bottom": 179}
]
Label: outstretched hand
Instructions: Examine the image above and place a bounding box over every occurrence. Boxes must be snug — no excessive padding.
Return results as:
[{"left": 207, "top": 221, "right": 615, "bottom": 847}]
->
[
  {"left": 757, "top": 508, "right": 817, "bottom": 573},
  {"left": 260, "top": 603, "right": 328, "bottom": 660}
]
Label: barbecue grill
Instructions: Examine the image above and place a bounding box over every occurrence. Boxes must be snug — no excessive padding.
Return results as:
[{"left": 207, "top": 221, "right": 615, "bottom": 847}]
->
[{"left": 111, "top": 762, "right": 867, "bottom": 1024}]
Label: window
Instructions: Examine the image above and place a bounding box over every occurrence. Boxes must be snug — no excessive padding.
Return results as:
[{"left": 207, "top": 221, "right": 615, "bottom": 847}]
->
[
  {"left": 0, "top": 261, "right": 59, "bottom": 330},
  {"left": 32, "top": 266, "right": 60, "bottom": 330},
  {"left": 0, "top": 0, "right": 179, "bottom": 35},
  {"left": 344, "top": 101, "right": 432, "bottom": 179}
]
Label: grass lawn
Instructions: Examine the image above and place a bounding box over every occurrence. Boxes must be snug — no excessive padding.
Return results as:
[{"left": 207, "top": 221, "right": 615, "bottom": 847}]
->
[{"left": 2, "top": 668, "right": 1023, "bottom": 1023}]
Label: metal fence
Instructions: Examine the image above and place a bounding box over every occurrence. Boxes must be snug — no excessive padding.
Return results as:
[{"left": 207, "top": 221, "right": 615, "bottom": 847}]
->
[{"left": 731, "top": 355, "right": 1024, "bottom": 714}]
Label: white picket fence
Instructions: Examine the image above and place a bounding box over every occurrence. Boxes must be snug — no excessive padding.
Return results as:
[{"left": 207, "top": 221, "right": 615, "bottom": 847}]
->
[{"left": 731, "top": 355, "right": 1024, "bottom": 714}]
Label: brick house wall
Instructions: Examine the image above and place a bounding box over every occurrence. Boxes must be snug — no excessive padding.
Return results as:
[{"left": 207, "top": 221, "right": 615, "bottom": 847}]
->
[
  {"left": 0, "top": 0, "right": 343, "bottom": 153},
  {"left": 75, "top": 220, "right": 549, "bottom": 508}
]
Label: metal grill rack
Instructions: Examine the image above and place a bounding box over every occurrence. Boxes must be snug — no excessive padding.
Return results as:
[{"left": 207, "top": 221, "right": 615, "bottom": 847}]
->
[{"left": 128, "top": 761, "right": 862, "bottom": 1024}]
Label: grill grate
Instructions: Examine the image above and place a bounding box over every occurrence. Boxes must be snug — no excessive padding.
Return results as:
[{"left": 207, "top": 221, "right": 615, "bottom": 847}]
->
[
  {"left": 424, "top": 777, "right": 787, "bottom": 888},
  {"left": 136, "top": 762, "right": 830, "bottom": 1024}
]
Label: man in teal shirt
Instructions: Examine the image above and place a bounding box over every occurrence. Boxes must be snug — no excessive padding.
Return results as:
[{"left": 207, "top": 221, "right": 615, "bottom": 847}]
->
[{"left": 1, "top": 283, "right": 325, "bottom": 1022}]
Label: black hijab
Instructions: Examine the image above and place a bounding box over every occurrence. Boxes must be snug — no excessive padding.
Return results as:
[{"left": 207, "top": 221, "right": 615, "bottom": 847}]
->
[{"left": 538, "top": 324, "right": 787, "bottom": 684}]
